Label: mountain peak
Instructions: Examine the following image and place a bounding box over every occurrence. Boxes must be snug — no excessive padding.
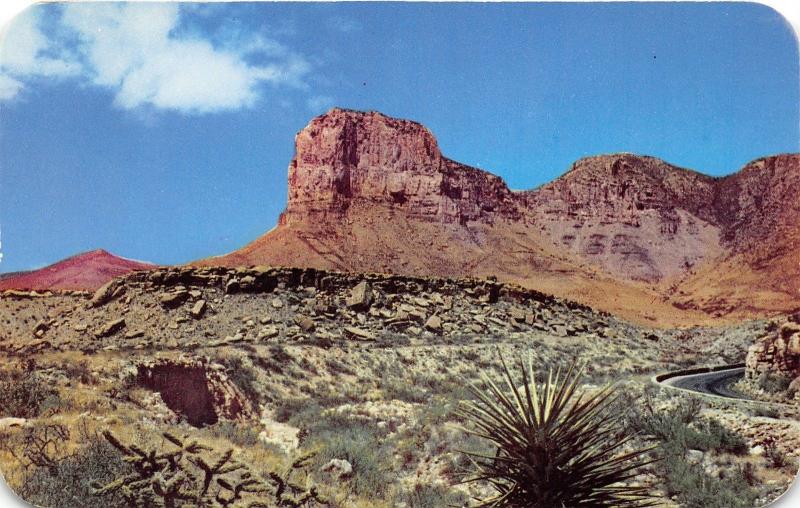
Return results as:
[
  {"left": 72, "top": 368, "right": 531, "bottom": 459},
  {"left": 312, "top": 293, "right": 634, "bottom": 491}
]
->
[
  {"left": 0, "top": 249, "right": 155, "bottom": 291},
  {"left": 282, "top": 107, "right": 517, "bottom": 226}
]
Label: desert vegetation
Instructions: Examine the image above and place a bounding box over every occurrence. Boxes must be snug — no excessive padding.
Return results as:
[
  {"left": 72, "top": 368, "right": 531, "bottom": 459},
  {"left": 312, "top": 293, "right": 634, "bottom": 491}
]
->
[{"left": 0, "top": 270, "right": 797, "bottom": 506}]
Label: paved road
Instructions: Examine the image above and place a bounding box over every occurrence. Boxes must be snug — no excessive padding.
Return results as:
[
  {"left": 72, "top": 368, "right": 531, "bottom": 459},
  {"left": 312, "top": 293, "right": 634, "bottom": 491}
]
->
[{"left": 659, "top": 367, "right": 747, "bottom": 400}]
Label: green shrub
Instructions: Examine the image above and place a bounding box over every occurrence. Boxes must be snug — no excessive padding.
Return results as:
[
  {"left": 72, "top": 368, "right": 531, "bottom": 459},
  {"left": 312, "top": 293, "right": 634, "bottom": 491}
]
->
[
  {"left": 0, "top": 365, "right": 62, "bottom": 418},
  {"left": 629, "top": 400, "right": 747, "bottom": 456},
  {"left": 757, "top": 372, "right": 792, "bottom": 394},
  {"left": 307, "top": 415, "right": 390, "bottom": 498},
  {"left": 19, "top": 436, "right": 133, "bottom": 508},
  {"left": 220, "top": 356, "right": 262, "bottom": 405},
  {"left": 394, "top": 483, "right": 467, "bottom": 507},
  {"left": 458, "top": 354, "right": 657, "bottom": 507},
  {"left": 628, "top": 395, "right": 759, "bottom": 507},
  {"left": 209, "top": 421, "right": 261, "bottom": 447},
  {"left": 660, "top": 447, "right": 759, "bottom": 508}
]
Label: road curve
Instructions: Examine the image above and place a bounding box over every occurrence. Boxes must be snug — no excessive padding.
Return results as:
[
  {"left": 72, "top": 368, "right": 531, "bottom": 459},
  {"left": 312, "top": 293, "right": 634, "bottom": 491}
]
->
[{"left": 656, "top": 366, "right": 747, "bottom": 400}]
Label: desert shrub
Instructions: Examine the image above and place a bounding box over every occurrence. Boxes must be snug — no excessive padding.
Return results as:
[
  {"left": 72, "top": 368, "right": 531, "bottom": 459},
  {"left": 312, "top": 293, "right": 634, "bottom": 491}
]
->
[
  {"left": 379, "top": 376, "right": 428, "bottom": 403},
  {"left": 0, "top": 365, "right": 62, "bottom": 418},
  {"left": 691, "top": 418, "right": 748, "bottom": 455},
  {"left": 220, "top": 355, "right": 262, "bottom": 405},
  {"left": 628, "top": 395, "right": 759, "bottom": 507},
  {"left": 393, "top": 483, "right": 467, "bottom": 507},
  {"left": 307, "top": 415, "right": 391, "bottom": 498},
  {"left": 19, "top": 435, "right": 132, "bottom": 508},
  {"left": 62, "top": 360, "right": 95, "bottom": 385},
  {"left": 757, "top": 372, "right": 792, "bottom": 394},
  {"left": 252, "top": 344, "right": 294, "bottom": 374},
  {"left": 763, "top": 438, "right": 789, "bottom": 469},
  {"left": 324, "top": 357, "right": 356, "bottom": 376},
  {"left": 210, "top": 421, "right": 261, "bottom": 448},
  {"left": 458, "top": 354, "right": 657, "bottom": 507},
  {"left": 629, "top": 399, "right": 747, "bottom": 456},
  {"left": 659, "top": 447, "right": 759, "bottom": 508}
]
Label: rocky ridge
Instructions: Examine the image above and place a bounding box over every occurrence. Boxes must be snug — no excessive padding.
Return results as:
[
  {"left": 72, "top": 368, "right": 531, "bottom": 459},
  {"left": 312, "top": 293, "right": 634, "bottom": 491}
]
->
[{"left": 203, "top": 108, "right": 800, "bottom": 324}]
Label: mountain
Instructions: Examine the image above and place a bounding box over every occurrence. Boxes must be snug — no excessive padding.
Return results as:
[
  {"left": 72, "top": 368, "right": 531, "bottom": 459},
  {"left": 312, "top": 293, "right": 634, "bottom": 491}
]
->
[
  {"left": 0, "top": 249, "right": 156, "bottom": 291},
  {"left": 196, "top": 108, "right": 799, "bottom": 326}
]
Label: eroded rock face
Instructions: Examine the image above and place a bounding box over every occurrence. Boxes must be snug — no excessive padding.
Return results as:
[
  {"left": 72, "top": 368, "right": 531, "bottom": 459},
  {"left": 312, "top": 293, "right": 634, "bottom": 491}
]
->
[
  {"left": 262, "top": 108, "right": 800, "bottom": 288},
  {"left": 281, "top": 108, "right": 521, "bottom": 226},
  {"left": 196, "top": 108, "right": 799, "bottom": 321},
  {"left": 746, "top": 316, "right": 800, "bottom": 383},
  {"left": 136, "top": 358, "right": 254, "bottom": 427},
  {"left": 523, "top": 154, "right": 723, "bottom": 281}
]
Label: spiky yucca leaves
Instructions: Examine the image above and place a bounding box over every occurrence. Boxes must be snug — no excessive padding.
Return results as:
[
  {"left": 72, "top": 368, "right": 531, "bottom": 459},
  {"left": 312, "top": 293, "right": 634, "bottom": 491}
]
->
[{"left": 457, "top": 355, "right": 658, "bottom": 508}]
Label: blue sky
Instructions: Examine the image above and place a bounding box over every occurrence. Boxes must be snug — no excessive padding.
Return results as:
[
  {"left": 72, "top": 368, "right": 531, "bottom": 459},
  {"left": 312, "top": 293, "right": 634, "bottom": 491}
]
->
[{"left": 0, "top": 2, "right": 797, "bottom": 272}]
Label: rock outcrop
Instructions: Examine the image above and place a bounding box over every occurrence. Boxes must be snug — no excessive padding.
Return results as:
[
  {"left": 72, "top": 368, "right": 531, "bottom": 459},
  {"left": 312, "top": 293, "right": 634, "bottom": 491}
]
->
[
  {"left": 201, "top": 108, "right": 800, "bottom": 325},
  {"left": 746, "top": 315, "right": 800, "bottom": 384},
  {"left": 136, "top": 357, "right": 255, "bottom": 426},
  {"left": 281, "top": 108, "right": 521, "bottom": 226}
]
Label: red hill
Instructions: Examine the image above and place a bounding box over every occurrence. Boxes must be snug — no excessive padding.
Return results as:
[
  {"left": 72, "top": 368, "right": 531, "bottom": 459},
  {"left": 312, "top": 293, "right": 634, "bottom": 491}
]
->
[{"left": 0, "top": 249, "right": 156, "bottom": 292}]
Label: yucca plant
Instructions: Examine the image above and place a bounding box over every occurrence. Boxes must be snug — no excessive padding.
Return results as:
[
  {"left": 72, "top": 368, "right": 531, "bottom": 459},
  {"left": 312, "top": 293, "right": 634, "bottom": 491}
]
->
[{"left": 457, "top": 354, "right": 658, "bottom": 507}]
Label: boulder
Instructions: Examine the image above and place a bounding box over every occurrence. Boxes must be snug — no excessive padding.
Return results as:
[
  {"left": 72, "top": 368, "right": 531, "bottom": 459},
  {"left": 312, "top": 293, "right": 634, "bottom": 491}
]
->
[
  {"left": 344, "top": 326, "right": 375, "bottom": 340},
  {"left": 89, "top": 279, "right": 120, "bottom": 307},
  {"left": 160, "top": 291, "right": 189, "bottom": 309},
  {"left": 95, "top": 318, "right": 126, "bottom": 338},
  {"left": 424, "top": 314, "right": 443, "bottom": 333},
  {"left": 190, "top": 300, "right": 207, "bottom": 319},
  {"left": 346, "top": 281, "right": 373, "bottom": 310},
  {"left": 295, "top": 315, "right": 316, "bottom": 332},
  {"left": 322, "top": 458, "right": 353, "bottom": 478}
]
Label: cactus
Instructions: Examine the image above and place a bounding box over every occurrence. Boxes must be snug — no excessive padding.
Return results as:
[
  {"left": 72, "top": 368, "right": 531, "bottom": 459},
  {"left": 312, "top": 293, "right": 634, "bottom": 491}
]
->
[{"left": 91, "top": 431, "right": 325, "bottom": 507}]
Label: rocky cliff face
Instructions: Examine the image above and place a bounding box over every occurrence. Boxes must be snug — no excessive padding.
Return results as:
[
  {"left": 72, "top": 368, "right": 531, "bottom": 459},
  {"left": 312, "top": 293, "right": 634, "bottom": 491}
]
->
[
  {"left": 523, "top": 154, "right": 723, "bottom": 282},
  {"left": 745, "top": 314, "right": 800, "bottom": 392},
  {"left": 202, "top": 108, "right": 800, "bottom": 325},
  {"left": 281, "top": 109, "right": 521, "bottom": 226}
]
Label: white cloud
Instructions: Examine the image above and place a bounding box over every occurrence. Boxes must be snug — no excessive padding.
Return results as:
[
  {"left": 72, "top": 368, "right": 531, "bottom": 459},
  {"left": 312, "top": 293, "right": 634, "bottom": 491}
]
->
[
  {"left": 0, "top": 3, "right": 315, "bottom": 114},
  {"left": 0, "top": 7, "right": 80, "bottom": 79},
  {"left": 0, "top": 73, "right": 23, "bottom": 100},
  {"left": 307, "top": 94, "right": 335, "bottom": 112},
  {"left": 326, "top": 16, "right": 362, "bottom": 34}
]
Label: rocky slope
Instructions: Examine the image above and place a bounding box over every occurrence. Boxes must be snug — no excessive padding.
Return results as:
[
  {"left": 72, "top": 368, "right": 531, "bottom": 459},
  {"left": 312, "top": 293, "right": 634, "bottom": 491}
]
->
[
  {"left": 2, "top": 267, "right": 795, "bottom": 507},
  {"left": 201, "top": 108, "right": 800, "bottom": 326},
  {"left": 0, "top": 249, "right": 155, "bottom": 292}
]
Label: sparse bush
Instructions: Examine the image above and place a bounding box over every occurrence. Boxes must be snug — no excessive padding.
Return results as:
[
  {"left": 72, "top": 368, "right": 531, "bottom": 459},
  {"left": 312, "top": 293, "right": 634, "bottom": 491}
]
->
[
  {"left": 379, "top": 377, "right": 428, "bottom": 403},
  {"left": 757, "top": 372, "right": 792, "bottom": 394},
  {"left": 220, "top": 355, "right": 262, "bottom": 405},
  {"left": 458, "top": 354, "right": 657, "bottom": 507},
  {"left": 764, "top": 438, "right": 788, "bottom": 469},
  {"left": 324, "top": 357, "right": 356, "bottom": 376},
  {"left": 62, "top": 360, "right": 95, "bottom": 385},
  {"left": 0, "top": 364, "right": 62, "bottom": 418},
  {"left": 629, "top": 399, "right": 747, "bottom": 456},
  {"left": 659, "top": 447, "right": 759, "bottom": 508},
  {"left": 628, "top": 394, "right": 759, "bottom": 507},
  {"left": 307, "top": 415, "right": 391, "bottom": 498},
  {"left": 252, "top": 344, "right": 294, "bottom": 374},
  {"left": 394, "top": 483, "right": 467, "bottom": 507},
  {"left": 210, "top": 421, "right": 261, "bottom": 448},
  {"left": 19, "top": 435, "right": 132, "bottom": 508}
]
